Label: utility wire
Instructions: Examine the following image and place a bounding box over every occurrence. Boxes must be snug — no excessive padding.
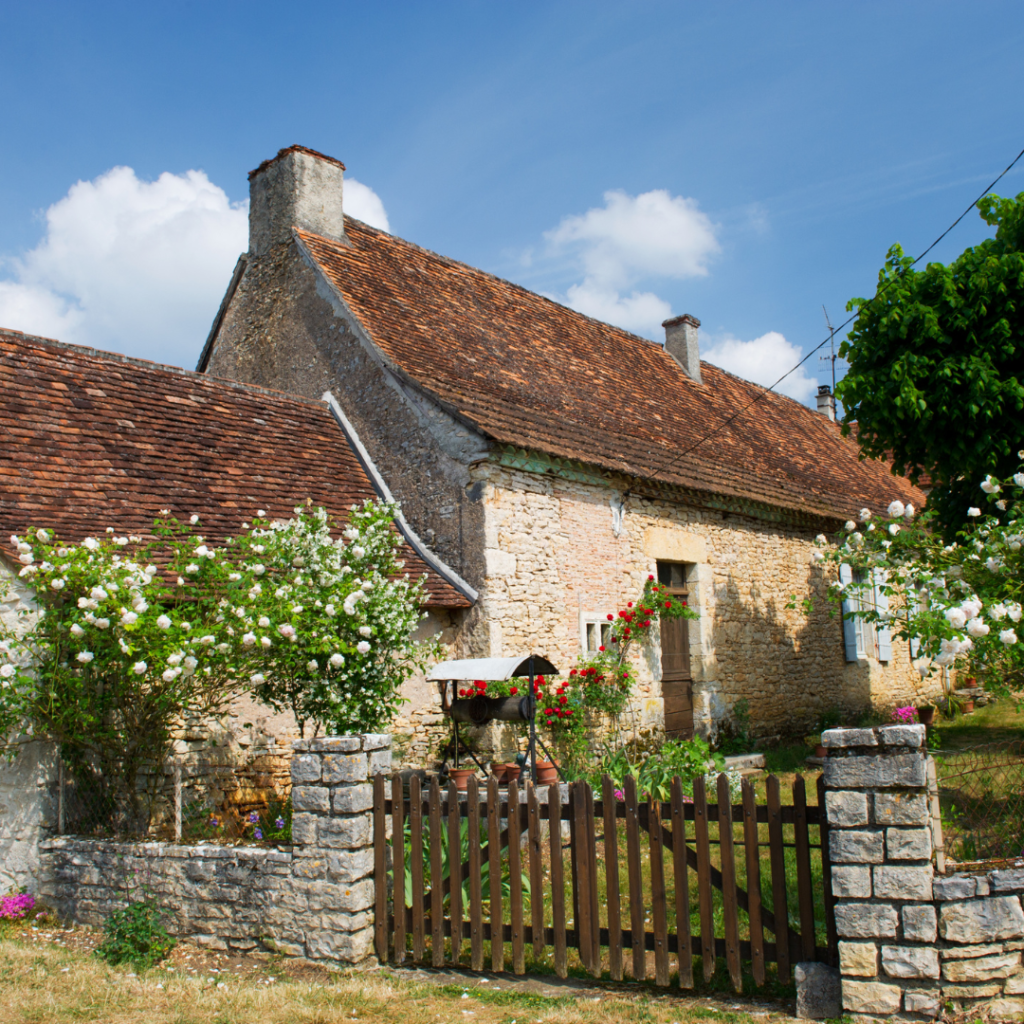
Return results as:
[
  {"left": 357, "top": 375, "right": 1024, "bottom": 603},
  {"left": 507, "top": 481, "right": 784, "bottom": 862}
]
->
[{"left": 646, "top": 142, "right": 1024, "bottom": 481}]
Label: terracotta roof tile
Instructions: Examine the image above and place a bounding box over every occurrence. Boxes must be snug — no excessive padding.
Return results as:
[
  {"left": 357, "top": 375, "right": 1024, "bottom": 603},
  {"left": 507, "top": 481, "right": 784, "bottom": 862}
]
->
[
  {"left": 0, "top": 330, "right": 470, "bottom": 608},
  {"left": 298, "top": 222, "right": 925, "bottom": 522}
]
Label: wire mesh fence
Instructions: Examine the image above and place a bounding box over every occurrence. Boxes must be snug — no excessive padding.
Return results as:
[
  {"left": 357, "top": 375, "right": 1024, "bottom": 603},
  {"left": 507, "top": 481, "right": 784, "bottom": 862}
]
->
[
  {"left": 55, "top": 757, "right": 293, "bottom": 845},
  {"left": 934, "top": 741, "right": 1024, "bottom": 866}
]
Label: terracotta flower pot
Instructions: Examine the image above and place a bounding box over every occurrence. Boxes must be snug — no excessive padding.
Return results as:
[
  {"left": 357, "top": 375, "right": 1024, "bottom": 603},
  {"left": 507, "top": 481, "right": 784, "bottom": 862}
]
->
[
  {"left": 815, "top": 744, "right": 828, "bottom": 759},
  {"left": 917, "top": 706, "right": 936, "bottom": 726},
  {"left": 502, "top": 764, "right": 522, "bottom": 785},
  {"left": 534, "top": 761, "right": 559, "bottom": 786},
  {"left": 491, "top": 763, "right": 508, "bottom": 784},
  {"left": 448, "top": 768, "right": 475, "bottom": 791},
  {"left": 962, "top": 699, "right": 975, "bottom": 714}
]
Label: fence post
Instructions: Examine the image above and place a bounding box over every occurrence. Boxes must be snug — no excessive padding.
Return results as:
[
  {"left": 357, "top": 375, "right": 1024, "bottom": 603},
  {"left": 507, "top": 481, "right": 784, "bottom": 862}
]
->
[
  {"left": 173, "top": 763, "right": 182, "bottom": 842},
  {"left": 926, "top": 757, "right": 945, "bottom": 875},
  {"left": 57, "top": 756, "right": 64, "bottom": 836}
]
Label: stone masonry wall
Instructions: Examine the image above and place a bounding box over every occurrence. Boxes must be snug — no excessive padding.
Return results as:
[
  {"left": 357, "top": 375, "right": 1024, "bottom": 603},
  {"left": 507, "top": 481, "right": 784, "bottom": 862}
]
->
[
  {"left": 824, "top": 724, "right": 1024, "bottom": 1020},
  {"left": 37, "top": 734, "right": 391, "bottom": 965}
]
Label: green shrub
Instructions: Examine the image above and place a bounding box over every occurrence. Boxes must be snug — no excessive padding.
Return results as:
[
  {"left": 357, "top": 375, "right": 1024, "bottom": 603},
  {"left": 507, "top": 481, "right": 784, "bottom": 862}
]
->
[{"left": 96, "top": 900, "right": 176, "bottom": 968}]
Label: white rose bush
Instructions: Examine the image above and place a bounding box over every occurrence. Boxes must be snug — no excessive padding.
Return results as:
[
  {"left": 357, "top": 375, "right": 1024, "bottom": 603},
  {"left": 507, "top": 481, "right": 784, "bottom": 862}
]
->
[
  {"left": 819, "top": 463, "right": 1024, "bottom": 697},
  {"left": 226, "top": 501, "right": 434, "bottom": 736},
  {"left": 0, "top": 500, "right": 434, "bottom": 832}
]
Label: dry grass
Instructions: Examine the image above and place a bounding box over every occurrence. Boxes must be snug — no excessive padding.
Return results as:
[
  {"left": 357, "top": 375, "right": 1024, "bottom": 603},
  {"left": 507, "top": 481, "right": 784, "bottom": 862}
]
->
[{"left": 0, "top": 921, "right": 799, "bottom": 1024}]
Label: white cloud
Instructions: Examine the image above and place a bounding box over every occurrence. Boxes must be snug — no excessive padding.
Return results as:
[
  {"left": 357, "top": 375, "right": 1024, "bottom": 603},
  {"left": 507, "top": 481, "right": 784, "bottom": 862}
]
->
[
  {"left": 544, "top": 188, "right": 719, "bottom": 338},
  {"left": 0, "top": 165, "right": 390, "bottom": 368},
  {"left": 345, "top": 177, "right": 389, "bottom": 232},
  {"left": 701, "top": 330, "right": 818, "bottom": 404}
]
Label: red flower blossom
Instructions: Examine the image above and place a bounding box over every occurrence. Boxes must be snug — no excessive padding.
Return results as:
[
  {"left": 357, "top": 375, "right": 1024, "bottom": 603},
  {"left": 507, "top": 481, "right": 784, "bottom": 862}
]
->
[
  {"left": 606, "top": 613, "right": 614, "bottom": 621},
  {"left": 627, "top": 602, "right": 633, "bottom": 608},
  {"left": 648, "top": 574, "right": 654, "bottom": 581},
  {"left": 665, "top": 601, "right": 672, "bottom": 608},
  {"left": 558, "top": 695, "right": 568, "bottom": 705},
  {"left": 598, "top": 645, "right": 605, "bottom": 652},
  {"left": 544, "top": 707, "right": 554, "bottom": 715},
  {"left": 510, "top": 686, "right": 518, "bottom": 694}
]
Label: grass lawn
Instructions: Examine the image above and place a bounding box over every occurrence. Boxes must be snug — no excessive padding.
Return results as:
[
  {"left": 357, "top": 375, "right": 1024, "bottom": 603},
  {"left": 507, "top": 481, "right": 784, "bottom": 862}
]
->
[
  {"left": 0, "top": 918, "right": 800, "bottom": 1024},
  {"left": 930, "top": 695, "right": 1024, "bottom": 750}
]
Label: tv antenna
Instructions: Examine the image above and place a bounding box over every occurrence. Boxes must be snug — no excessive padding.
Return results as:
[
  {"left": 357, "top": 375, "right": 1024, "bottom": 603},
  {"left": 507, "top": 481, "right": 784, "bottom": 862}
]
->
[{"left": 819, "top": 305, "right": 844, "bottom": 392}]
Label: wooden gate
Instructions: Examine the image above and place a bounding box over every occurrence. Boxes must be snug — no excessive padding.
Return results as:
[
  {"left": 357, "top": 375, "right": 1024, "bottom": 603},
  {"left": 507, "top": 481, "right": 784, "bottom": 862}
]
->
[{"left": 373, "top": 772, "right": 837, "bottom": 990}]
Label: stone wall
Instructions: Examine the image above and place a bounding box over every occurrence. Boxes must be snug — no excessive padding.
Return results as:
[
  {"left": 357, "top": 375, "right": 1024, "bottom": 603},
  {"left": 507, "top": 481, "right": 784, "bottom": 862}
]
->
[
  {"left": 36, "top": 734, "right": 390, "bottom": 965},
  {"left": 823, "top": 724, "right": 1024, "bottom": 1020}
]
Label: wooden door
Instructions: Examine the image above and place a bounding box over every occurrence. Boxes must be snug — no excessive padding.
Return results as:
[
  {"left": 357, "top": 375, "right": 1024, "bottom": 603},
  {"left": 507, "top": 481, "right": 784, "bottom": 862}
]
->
[{"left": 658, "top": 562, "right": 693, "bottom": 739}]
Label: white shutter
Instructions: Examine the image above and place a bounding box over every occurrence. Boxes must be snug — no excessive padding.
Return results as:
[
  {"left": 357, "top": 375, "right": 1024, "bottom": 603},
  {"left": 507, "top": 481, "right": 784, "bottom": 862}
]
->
[
  {"left": 840, "top": 563, "right": 862, "bottom": 662},
  {"left": 874, "top": 569, "right": 893, "bottom": 662}
]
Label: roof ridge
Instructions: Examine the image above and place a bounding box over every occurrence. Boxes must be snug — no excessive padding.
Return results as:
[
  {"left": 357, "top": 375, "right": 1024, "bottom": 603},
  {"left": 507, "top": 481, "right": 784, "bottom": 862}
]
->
[{"left": 0, "top": 328, "right": 327, "bottom": 410}]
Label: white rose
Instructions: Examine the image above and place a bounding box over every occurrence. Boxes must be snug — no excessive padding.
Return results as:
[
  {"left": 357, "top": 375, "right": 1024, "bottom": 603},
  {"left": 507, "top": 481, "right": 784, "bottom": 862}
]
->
[
  {"left": 888, "top": 524, "right": 900, "bottom": 536},
  {"left": 859, "top": 508, "right": 871, "bottom": 521},
  {"left": 278, "top": 624, "right": 296, "bottom": 639},
  {"left": 145, "top": 565, "right": 158, "bottom": 576},
  {"left": 120, "top": 612, "right": 138, "bottom": 626},
  {"left": 70, "top": 623, "right": 85, "bottom": 637},
  {"left": 989, "top": 603, "right": 1007, "bottom": 620},
  {"left": 844, "top": 521, "right": 856, "bottom": 532},
  {"left": 1007, "top": 602, "right": 1023, "bottom": 623},
  {"left": 186, "top": 563, "right": 199, "bottom": 574},
  {"left": 90, "top": 587, "right": 108, "bottom": 601},
  {"left": 258, "top": 616, "right": 271, "bottom": 628},
  {"left": 162, "top": 667, "right": 181, "bottom": 682},
  {"left": 966, "top": 618, "right": 990, "bottom": 637},
  {"left": 199, "top": 635, "right": 215, "bottom": 645},
  {"left": 95, "top": 618, "right": 111, "bottom": 630},
  {"left": 358, "top": 625, "right": 372, "bottom": 637},
  {"left": 180, "top": 621, "right": 191, "bottom": 631},
  {"left": 357, "top": 640, "right": 371, "bottom": 654},
  {"left": 330, "top": 653, "right": 344, "bottom": 668},
  {"left": 132, "top": 662, "right": 147, "bottom": 675},
  {"left": 325, "top": 604, "right": 336, "bottom": 616},
  {"left": 132, "top": 598, "right": 148, "bottom": 613},
  {"left": 944, "top": 608, "right": 967, "bottom": 629},
  {"left": 0, "top": 664, "right": 15, "bottom": 679},
  {"left": 261, "top": 637, "right": 272, "bottom": 649},
  {"left": 184, "top": 656, "right": 198, "bottom": 670},
  {"left": 887, "top": 500, "right": 905, "bottom": 517},
  {"left": 1001, "top": 629, "right": 1019, "bottom": 645},
  {"left": 77, "top": 651, "right": 94, "bottom": 663},
  {"left": 981, "top": 477, "right": 1001, "bottom": 494},
  {"left": 167, "top": 653, "right": 183, "bottom": 666},
  {"left": 253, "top": 564, "right": 266, "bottom": 576},
  {"left": 250, "top": 673, "right": 265, "bottom": 685},
  {"left": 307, "top": 660, "right": 319, "bottom": 673},
  {"left": 967, "top": 507, "right": 982, "bottom": 517},
  {"left": 82, "top": 538, "right": 99, "bottom": 551},
  {"left": 352, "top": 546, "right": 366, "bottom": 559},
  {"left": 904, "top": 503, "right": 915, "bottom": 519},
  {"left": 157, "top": 615, "right": 172, "bottom": 630},
  {"left": 190, "top": 514, "right": 200, "bottom": 525},
  {"left": 51, "top": 578, "right": 65, "bottom": 590},
  {"left": 35, "top": 529, "right": 49, "bottom": 542},
  {"left": 242, "top": 632, "right": 257, "bottom": 646}
]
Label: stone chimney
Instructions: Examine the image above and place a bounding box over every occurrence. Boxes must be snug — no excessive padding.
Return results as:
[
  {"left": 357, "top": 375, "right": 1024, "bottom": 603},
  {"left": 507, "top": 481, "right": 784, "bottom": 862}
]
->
[
  {"left": 248, "top": 146, "right": 347, "bottom": 256},
  {"left": 662, "top": 314, "right": 702, "bottom": 383},
  {"left": 817, "top": 384, "right": 836, "bottom": 421}
]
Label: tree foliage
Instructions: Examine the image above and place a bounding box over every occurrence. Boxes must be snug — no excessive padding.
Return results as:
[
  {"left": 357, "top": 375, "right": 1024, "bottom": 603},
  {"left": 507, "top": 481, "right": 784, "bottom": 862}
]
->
[{"left": 836, "top": 193, "right": 1024, "bottom": 535}]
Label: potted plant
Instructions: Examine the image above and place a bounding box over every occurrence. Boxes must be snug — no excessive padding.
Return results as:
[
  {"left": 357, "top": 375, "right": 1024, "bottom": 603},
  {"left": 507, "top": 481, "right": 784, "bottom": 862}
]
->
[
  {"left": 916, "top": 704, "right": 936, "bottom": 726},
  {"left": 534, "top": 760, "right": 559, "bottom": 785},
  {"left": 448, "top": 767, "right": 476, "bottom": 791},
  {"left": 806, "top": 733, "right": 827, "bottom": 758}
]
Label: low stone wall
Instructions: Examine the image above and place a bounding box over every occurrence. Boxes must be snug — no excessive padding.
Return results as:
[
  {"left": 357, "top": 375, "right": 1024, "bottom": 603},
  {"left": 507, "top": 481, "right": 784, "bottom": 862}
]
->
[
  {"left": 37, "top": 733, "right": 390, "bottom": 965},
  {"left": 823, "top": 724, "right": 1024, "bottom": 1020}
]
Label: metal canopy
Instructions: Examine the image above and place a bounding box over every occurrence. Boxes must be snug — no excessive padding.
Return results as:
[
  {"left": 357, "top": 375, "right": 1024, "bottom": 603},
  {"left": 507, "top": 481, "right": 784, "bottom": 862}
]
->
[{"left": 426, "top": 655, "right": 559, "bottom": 681}]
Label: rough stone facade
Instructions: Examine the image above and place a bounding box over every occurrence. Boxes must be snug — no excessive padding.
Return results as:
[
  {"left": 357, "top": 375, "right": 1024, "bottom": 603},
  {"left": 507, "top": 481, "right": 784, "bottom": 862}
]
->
[
  {"left": 36, "top": 734, "right": 389, "bottom": 964},
  {"left": 824, "top": 724, "right": 1024, "bottom": 1020}
]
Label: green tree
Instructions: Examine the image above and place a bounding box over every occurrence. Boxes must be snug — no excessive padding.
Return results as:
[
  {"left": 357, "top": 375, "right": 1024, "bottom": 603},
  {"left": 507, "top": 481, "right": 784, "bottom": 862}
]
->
[{"left": 836, "top": 193, "right": 1024, "bottom": 535}]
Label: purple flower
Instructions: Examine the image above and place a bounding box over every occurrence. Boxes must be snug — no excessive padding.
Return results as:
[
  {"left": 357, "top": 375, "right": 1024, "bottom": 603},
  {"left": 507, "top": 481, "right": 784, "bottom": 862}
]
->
[
  {"left": 254, "top": 829, "right": 263, "bottom": 840},
  {"left": 275, "top": 817, "right": 285, "bottom": 830},
  {"left": 248, "top": 811, "right": 259, "bottom": 824},
  {"left": 0, "top": 893, "right": 35, "bottom": 920},
  {"left": 209, "top": 817, "right": 219, "bottom": 828},
  {"left": 613, "top": 789, "right": 624, "bottom": 801}
]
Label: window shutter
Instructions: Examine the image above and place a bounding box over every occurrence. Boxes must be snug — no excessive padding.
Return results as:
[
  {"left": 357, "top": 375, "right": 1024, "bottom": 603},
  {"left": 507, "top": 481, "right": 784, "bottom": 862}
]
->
[
  {"left": 873, "top": 569, "right": 893, "bottom": 662},
  {"left": 840, "top": 563, "right": 862, "bottom": 662}
]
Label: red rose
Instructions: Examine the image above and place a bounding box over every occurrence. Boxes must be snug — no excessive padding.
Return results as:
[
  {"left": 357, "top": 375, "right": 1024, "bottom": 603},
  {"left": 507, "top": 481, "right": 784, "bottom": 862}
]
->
[
  {"left": 564, "top": 709, "right": 573, "bottom": 716},
  {"left": 598, "top": 645, "right": 605, "bottom": 652},
  {"left": 545, "top": 707, "right": 554, "bottom": 715},
  {"left": 627, "top": 602, "right": 633, "bottom": 608},
  {"left": 607, "top": 613, "right": 614, "bottom": 621},
  {"left": 644, "top": 620, "right": 651, "bottom": 627},
  {"left": 510, "top": 686, "right": 518, "bottom": 694},
  {"left": 665, "top": 601, "right": 672, "bottom": 608},
  {"left": 559, "top": 695, "right": 568, "bottom": 705},
  {"left": 648, "top": 574, "right": 654, "bottom": 581},
  {"left": 569, "top": 668, "right": 577, "bottom": 676}
]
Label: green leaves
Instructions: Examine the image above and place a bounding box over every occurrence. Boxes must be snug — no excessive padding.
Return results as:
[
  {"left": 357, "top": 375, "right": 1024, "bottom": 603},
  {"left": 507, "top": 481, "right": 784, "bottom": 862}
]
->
[{"left": 837, "top": 192, "right": 1024, "bottom": 536}]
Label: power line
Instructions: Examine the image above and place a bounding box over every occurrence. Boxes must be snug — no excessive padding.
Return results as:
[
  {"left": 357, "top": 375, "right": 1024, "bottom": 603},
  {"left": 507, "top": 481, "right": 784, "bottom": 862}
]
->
[{"left": 645, "top": 142, "right": 1024, "bottom": 481}]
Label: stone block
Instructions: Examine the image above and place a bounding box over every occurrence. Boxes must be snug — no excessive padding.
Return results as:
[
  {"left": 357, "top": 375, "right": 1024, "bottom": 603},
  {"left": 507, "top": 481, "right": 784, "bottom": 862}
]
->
[
  {"left": 832, "top": 865, "right": 872, "bottom": 899},
  {"left": 902, "top": 904, "right": 937, "bottom": 942},
  {"left": 318, "top": 816, "right": 371, "bottom": 849},
  {"left": 290, "top": 754, "right": 322, "bottom": 784},
  {"left": 361, "top": 734, "right": 390, "bottom": 751},
  {"left": 794, "top": 962, "right": 841, "bottom": 1019},
  {"left": 292, "top": 786, "right": 330, "bottom": 813},
  {"left": 822, "top": 728, "right": 878, "bottom": 748},
  {"left": 942, "top": 982, "right": 1002, "bottom": 999},
  {"left": 878, "top": 724, "right": 927, "bottom": 747},
  {"left": 943, "top": 952, "right": 1021, "bottom": 982},
  {"left": 823, "top": 752, "right": 927, "bottom": 789},
  {"left": 310, "top": 736, "right": 362, "bottom": 753},
  {"left": 941, "top": 897, "right": 1024, "bottom": 944},
  {"left": 886, "top": 827, "right": 932, "bottom": 861},
  {"left": 903, "top": 989, "right": 941, "bottom": 1015},
  {"left": 839, "top": 941, "right": 878, "bottom": 976},
  {"left": 831, "top": 830, "right": 884, "bottom": 864},
  {"left": 933, "top": 874, "right": 977, "bottom": 900},
  {"left": 290, "top": 813, "right": 318, "bottom": 846},
  {"left": 320, "top": 910, "right": 372, "bottom": 933},
  {"left": 825, "top": 790, "right": 869, "bottom": 827},
  {"left": 305, "top": 925, "right": 373, "bottom": 962},
  {"left": 331, "top": 784, "right": 373, "bottom": 814},
  {"left": 367, "top": 749, "right": 392, "bottom": 776},
  {"left": 873, "top": 791, "right": 930, "bottom": 825},
  {"left": 873, "top": 864, "right": 933, "bottom": 900},
  {"left": 990, "top": 868, "right": 1024, "bottom": 894},
  {"left": 835, "top": 903, "right": 899, "bottom": 939},
  {"left": 291, "top": 854, "right": 327, "bottom": 880},
  {"left": 322, "top": 753, "right": 368, "bottom": 784},
  {"left": 841, "top": 980, "right": 902, "bottom": 1015},
  {"left": 302, "top": 878, "right": 374, "bottom": 913},
  {"left": 986, "top": 998, "right": 1024, "bottom": 1018},
  {"left": 942, "top": 943, "right": 1003, "bottom": 959},
  {"left": 881, "top": 944, "right": 940, "bottom": 979},
  {"left": 327, "top": 848, "right": 374, "bottom": 883},
  {"left": 976, "top": 876, "right": 991, "bottom": 896},
  {"left": 1004, "top": 972, "right": 1024, "bottom": 994}
]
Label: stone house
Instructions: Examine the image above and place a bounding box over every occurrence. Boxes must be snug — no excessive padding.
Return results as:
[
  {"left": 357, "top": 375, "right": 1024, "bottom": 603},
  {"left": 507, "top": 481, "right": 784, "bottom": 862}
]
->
[
  {"left": 197, "top": 145, "right": 936, "bottom": 749},
  {"left": 0, "top": 328, "right": 472, "bottom": 890}
]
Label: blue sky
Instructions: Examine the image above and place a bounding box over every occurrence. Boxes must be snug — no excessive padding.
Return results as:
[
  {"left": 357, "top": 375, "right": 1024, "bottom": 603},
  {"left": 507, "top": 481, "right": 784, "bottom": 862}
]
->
[{"left": 1, "top": 1, "right": 1022, "bottom": 403}]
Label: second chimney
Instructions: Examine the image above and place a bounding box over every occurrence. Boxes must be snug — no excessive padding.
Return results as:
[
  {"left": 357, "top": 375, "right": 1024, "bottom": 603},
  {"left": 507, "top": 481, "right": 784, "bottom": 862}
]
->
[
  {"left": 662, "top": 314, "right": 702, "bottom": 383},
  {"left": 248, "top": 146, "right": 347, "bottom": 256},
  {"left": 816, "top": 384, "right": 836, "bottom": 421}
]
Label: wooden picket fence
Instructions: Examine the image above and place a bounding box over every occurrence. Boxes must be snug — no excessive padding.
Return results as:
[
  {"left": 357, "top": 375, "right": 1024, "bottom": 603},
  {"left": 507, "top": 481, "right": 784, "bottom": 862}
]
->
[{"left": 372, "top": 771, "right": 837, "bottom": 991}]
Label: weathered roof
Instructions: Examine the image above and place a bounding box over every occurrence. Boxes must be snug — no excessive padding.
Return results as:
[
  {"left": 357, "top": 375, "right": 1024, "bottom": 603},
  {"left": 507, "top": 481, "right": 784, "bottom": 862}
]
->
[
  {"left": 296, "top": 221, "right": 925, "bottom": 523},
  {"left": 0, "top": 329, "right": 473, "bottom": 608}
]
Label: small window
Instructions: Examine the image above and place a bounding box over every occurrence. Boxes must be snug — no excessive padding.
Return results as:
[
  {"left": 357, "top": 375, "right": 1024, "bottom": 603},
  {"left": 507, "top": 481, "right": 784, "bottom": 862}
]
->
[{"left": 581, "top": 616, "right": 613, "bottom": 653}]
